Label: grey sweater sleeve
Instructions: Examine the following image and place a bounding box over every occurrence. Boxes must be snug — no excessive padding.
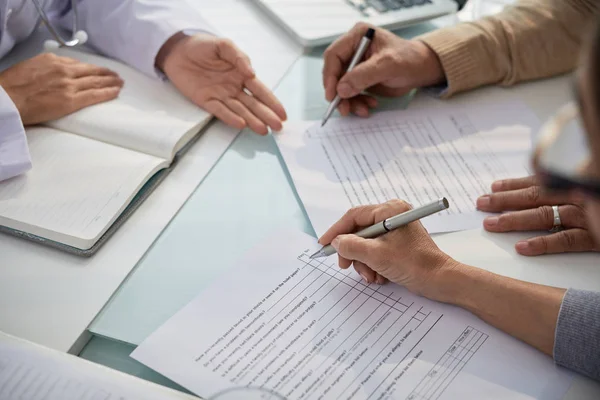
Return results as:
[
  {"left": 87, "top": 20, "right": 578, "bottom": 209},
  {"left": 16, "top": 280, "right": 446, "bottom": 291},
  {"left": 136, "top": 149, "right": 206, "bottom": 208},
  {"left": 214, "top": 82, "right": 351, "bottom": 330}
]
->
[{"left": 554, "top": 289, "right": 600, "bottom": 380}]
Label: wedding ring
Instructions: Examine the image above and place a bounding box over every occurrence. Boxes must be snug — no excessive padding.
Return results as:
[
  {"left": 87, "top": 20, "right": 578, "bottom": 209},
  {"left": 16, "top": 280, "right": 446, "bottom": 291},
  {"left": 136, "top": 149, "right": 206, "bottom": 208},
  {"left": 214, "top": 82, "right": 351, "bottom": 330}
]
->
[{"left": 549, "top": 205, "right": 563, "bottom": 233}]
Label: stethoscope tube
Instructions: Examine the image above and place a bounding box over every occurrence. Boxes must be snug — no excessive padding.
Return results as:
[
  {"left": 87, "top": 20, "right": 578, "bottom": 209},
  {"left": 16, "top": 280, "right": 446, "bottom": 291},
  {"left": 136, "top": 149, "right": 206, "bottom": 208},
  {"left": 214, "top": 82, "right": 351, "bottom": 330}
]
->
[{"left": 30, "top": 0, "right": 88, "bottom": 49}]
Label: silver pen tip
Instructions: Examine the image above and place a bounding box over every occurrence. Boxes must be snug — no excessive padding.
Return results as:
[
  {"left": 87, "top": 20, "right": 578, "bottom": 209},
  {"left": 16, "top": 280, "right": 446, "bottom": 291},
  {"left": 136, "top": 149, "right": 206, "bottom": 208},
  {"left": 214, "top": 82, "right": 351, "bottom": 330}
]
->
[
  {"left": 321, "top": 120, "right": 326, "bottom": 127},
  {"left": 310, "top": 249, "right": 325, "bottom": 259}
]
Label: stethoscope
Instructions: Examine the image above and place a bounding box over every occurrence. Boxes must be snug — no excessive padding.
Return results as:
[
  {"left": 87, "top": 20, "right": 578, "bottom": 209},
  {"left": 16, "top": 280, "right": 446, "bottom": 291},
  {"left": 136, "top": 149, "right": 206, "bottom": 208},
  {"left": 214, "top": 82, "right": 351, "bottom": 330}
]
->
[{"left": 30, "top": 0, "right": 88, "bottom": 50}]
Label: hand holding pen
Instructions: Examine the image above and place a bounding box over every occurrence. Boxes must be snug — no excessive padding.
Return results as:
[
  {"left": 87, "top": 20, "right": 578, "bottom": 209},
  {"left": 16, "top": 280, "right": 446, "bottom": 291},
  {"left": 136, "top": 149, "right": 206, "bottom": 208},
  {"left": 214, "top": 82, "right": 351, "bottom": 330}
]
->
[
  {"left": 322, "top": 24, "right": 446, "bottom": 123},
  {"left": 315, "top": 199, "right": 450, "bottom": 287}
]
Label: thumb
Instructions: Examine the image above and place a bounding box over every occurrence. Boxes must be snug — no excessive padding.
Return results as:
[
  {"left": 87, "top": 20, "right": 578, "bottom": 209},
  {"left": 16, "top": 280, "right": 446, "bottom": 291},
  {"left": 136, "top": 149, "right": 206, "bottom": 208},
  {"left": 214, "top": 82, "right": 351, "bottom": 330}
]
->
[
  {"left": 336, "top": 53, "right": 394, "bottom": 98},
  {"left": 332, "top": 234, "right": 378, "bottom": 265}
]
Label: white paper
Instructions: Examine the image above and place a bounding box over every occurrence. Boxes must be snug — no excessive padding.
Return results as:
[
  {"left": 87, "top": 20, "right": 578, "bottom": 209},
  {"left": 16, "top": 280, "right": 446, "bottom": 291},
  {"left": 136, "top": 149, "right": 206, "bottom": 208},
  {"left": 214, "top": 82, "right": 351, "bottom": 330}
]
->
[
  {"left": 0, "top": 332, "right": 196, "bottom": 400},
  {"left": 275, "top": 101, "right": 538, "bottom": 236},
  {"left": 132, "top": 229, "right": 572, "bottom": 400}
]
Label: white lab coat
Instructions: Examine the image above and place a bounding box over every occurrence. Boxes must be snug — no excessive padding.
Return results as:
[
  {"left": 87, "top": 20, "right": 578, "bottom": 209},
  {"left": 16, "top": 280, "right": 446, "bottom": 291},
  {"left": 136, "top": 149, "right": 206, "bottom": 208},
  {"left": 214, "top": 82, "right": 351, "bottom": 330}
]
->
[{"left": 0, "top": 0, "right": 214, "bottom": 182}]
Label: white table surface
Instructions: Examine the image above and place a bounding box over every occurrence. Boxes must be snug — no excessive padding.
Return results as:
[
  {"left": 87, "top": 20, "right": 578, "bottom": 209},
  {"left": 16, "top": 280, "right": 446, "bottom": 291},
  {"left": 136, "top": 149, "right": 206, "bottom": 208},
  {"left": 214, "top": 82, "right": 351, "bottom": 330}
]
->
[{"left": 1, "top": 1, "right": 599, "bottom": 397}]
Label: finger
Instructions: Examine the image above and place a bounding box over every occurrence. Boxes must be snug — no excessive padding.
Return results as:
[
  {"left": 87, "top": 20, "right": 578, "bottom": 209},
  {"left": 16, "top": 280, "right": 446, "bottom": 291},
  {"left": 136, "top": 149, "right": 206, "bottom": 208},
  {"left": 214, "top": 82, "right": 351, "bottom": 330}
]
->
[
  {"left": 74, "top": 75, "right": 124, "bottom": 91},
  {"left": 202, "top": 99, "right": 246, "bottom": 130},
  {"left": 367, "top": 84, "right": 411, "bottom": 97},
  {"left": 364, "top": 95, "right": 378, "bottom": 109},
  {"left": 225, "top": 98, "right": 268, "bottom": 135},
  {"left": 216, "top": 39, "right": 254, "bottom": 78},
  {"left": 515, "top": 229, "right": 596, "bottom": 256},
  {"left": 72, "top": 87, "right": 121, "bottom": 110},
  {"left": 69, "top": 63, "right": 119, "bottom": 79},
  {"left": 338, "top": 99, "right": 351, "bottom": 117},
  {"left": 375, "top": 273, "right": 387, "bottom": 285},
  {"left": 337, "top": 52, "right": 393, "bottom": 99},
  {"left": 353, "top": 261, "right": 376, "bottom": 284},
  {"left": 238, "top": 91, "right": 283, "bottom": 131},
  {"left": 484, "top": 205, "right": 586, "bottom": 232},
  {"left": 332, "top": 234, "right": 380, "bottom": 266},
  {"left": 491, "top": 176, "right": 537, "bottom": 192},
  {"left": 476, "top": 185, "right": 569, "bottom": 212},
  {"left": 319, "top": 200, "right": 411, "bottom": 245},
  {"left": 323, "top": 23, "right": 373, "bottom": 102},
  {"left": 350, "top": 97, "right": 371, "bottom": 118},
  {"left": 244, "top": 77, "right": 287, "bottom": 121},
  {"left": 339, "top": 254, "right": 352, "bottom": 270}
]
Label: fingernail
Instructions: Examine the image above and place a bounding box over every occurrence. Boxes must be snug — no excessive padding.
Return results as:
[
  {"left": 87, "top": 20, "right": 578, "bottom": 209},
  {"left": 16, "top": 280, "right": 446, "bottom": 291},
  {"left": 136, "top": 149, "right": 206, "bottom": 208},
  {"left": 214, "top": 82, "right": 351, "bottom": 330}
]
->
[
  {"left": 376, "top": 275, "right": 385, "bottom": 285},
  {"left": 484, "top": 216, "right": 498, "bottom": 228},
  {"left": 491, "top": 181, "right": 502, "bottom": 192},
  {"left": 337, "top": 82, "right": 353, "bottom": 98},
  {"left": 360, "top": 273, "right": 370, "bottom": 284},
  {"left": 331, "top": 237, "right": 340, "bottom": 250},
  {"left": 477, "top": 195, "right": 490, "bottom": 209},
  {"left": 516, "top": 241, "right": 529, "bottom": 252}
]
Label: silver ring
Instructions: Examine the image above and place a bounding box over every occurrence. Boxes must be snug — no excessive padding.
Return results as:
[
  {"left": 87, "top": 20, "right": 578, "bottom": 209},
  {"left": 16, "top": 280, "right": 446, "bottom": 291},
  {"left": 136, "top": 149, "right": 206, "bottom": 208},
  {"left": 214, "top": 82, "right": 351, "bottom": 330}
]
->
[{"left": 549, "top": 205, "right": 563, "bottom": 233}]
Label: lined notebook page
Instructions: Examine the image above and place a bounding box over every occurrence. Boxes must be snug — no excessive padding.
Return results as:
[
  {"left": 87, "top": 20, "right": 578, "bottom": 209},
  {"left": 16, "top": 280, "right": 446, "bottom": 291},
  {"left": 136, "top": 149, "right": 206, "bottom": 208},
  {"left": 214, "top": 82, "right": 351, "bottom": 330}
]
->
[
  {"left": 0, "top": 127, "right": 167, "bottom": 249},
  {"left": 0, "top": 332, "right": 196, "bottom": 400},
  {"left": 47, "top": 49, "right": 211, "bottom": 160}
]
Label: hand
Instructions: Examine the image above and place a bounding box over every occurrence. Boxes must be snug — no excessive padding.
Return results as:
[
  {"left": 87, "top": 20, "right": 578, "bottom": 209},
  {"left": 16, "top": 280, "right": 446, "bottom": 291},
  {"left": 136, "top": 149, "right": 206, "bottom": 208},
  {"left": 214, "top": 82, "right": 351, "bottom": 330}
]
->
[
  {"left": 477, "top": 176, "right": 596, "bottom": 256},
  {"left": 157, "top": 33, "right": 287, "bottom": 135},
  {"left": 0, "top": 53, "right": 123, "bottom": 126},
  {"left": 322, "top": 23, "right": 445, "bottom": 118},
  {"left": 318, "top": 200, "right": 456, "bottom": 299}
]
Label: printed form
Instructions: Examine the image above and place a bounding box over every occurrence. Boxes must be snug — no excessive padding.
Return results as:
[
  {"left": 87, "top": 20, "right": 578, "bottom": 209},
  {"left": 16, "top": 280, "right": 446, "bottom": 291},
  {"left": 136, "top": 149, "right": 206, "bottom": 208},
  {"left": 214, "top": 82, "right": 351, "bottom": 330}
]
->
[
  {"left": 132, "top": 230, "right": 572, "bottom": 400},
  {"left": 275, "top": 101, "right": 538, "bottom": 236}
]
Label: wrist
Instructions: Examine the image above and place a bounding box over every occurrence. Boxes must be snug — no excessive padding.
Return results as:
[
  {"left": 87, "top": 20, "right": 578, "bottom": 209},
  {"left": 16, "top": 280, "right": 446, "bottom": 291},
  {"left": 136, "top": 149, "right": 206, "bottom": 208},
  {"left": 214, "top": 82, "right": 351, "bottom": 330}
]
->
[
  {"left": 411, "top": 40, "right": 446, "bottom": 87},
  {"left": 155, "top": 31, "right": 190, "bottom": 73},
  {"left": 424, "top": 258, "right": 477, "bottom": 305}
]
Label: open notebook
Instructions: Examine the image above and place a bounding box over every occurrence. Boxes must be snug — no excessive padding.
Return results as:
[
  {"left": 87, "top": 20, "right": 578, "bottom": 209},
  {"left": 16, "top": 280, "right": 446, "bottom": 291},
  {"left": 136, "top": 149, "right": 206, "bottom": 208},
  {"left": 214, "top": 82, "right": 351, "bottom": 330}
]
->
[
  {"left": 0, "top": 49, "right": 212, "bottom": 256},
  {"left": 0, "top": 331, "right": 197, "bottom": 399}
]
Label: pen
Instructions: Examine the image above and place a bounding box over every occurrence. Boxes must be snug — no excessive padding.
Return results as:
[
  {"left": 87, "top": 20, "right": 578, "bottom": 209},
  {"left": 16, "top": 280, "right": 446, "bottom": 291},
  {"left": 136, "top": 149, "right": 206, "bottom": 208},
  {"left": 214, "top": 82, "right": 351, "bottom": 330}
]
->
[
  {"left": 310, "top": 198, "right": 450, "bottom": 259},
  {"left": 321, "top": 28, "right": 375, "bottom": 127}
]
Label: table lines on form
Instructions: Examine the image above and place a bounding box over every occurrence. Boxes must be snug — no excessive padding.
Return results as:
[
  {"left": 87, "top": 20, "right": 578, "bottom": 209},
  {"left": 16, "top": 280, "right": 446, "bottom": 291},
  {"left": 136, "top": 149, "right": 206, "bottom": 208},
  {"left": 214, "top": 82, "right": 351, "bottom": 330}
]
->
[
  {"left": 239, "top": 251, "right": 444, "bottom": 399},
  {"left": 407, "top": 327, "right": 489, "bottom": 400}
]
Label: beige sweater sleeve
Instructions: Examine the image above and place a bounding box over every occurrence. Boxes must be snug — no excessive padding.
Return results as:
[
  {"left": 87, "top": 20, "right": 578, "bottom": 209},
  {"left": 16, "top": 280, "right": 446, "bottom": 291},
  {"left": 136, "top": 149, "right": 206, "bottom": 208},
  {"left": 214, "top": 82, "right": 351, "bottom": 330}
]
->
[{"left": 418, "top": 0, "right": 600, "bottom": 97}]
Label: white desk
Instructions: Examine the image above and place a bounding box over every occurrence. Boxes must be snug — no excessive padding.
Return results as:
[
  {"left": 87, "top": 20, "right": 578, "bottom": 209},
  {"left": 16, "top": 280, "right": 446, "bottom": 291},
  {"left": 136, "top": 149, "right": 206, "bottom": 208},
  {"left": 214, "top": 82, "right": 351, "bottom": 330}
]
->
[{"left": 1, "top": 1, "right": 599, "bottom": 398}]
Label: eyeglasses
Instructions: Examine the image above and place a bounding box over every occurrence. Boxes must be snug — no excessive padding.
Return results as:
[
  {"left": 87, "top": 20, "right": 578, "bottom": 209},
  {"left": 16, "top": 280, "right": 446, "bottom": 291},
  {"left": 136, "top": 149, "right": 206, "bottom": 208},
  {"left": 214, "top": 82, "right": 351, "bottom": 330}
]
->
[{"left": 532, "top": 102, "right": 600, "bottom": 197}]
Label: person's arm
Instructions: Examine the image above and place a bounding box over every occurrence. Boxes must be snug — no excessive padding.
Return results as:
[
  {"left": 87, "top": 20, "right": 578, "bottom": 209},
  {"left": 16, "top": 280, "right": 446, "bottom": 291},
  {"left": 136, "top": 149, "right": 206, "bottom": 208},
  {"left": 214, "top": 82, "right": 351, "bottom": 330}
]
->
[
  {"left": 418, "top": 0, "right": 600, "bottom": 96},
  {"left": 434, "top": 262, "right": 565, "bottom": 356},
  {"left": 441, "top": 270, "right": 600, "bottom": 379},
  {"left": 320, "top": 200, "right": 600, "bottom": 380},
  {"left": 56, "top": 0, "right": 216, "bottom": 78},
  {"left": 0, "top": 85, "right": 31, "bottom": 181},
  {"left": 55, "top": 1, "right": 287, "bottom": 135},
  {"left": 554, "top": 289, "right": 600, "bottom": 379}
]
